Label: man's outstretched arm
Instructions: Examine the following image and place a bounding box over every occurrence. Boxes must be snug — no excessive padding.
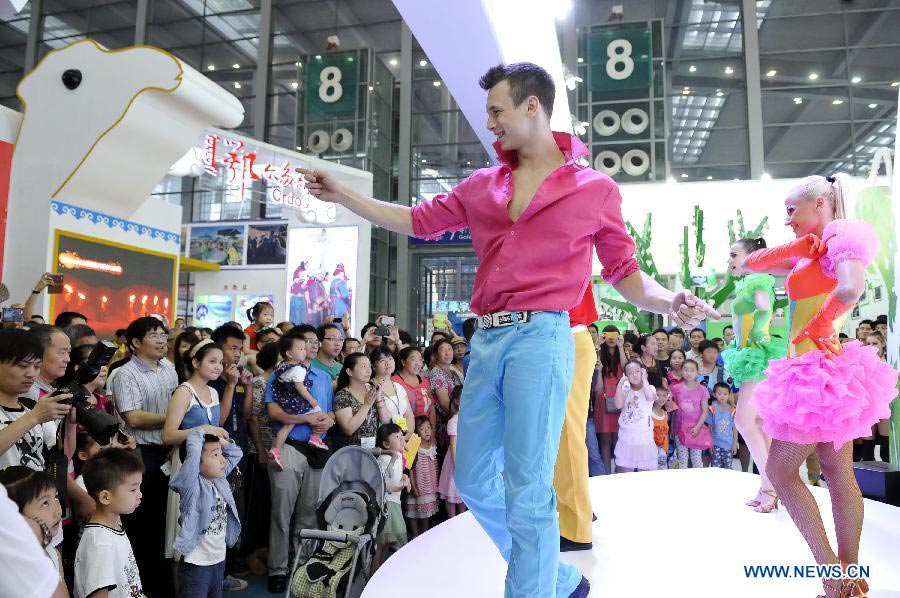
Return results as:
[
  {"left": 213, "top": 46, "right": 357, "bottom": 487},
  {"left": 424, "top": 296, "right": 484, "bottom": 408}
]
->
[
  {"left": 298, "top": 167, "right": 414, "bottom": 236},
  {"left": 614, "top": 270, "right": 721, "bottom": 328}
]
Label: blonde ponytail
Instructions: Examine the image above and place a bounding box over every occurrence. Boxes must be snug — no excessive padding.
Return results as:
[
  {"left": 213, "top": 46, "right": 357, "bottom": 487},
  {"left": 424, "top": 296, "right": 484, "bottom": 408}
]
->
[{"left": 793, "top": 173, "right": 848, "bottom": 220}]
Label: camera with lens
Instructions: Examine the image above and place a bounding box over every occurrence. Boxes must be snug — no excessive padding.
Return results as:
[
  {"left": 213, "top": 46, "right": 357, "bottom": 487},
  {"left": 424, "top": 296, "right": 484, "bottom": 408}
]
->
[{"left": 54, "top": 340, "right": 120, "bottom": 445}]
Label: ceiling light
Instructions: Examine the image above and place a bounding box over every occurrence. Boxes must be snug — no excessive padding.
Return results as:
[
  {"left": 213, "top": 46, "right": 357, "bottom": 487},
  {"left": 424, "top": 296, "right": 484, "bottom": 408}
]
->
[
  {"left": 851, "top": 76, "right": 861, "bottom": 84},
  {"left": 291, "top": 81, "right": 298, "bottom": 89},
  {"left": 724, "top": 66, "right": 734, "bottom": 75},
  {"left": 689, "top": 65, "right": 697, "bottom": 73},
  {"left": 682, "top": 89, "right": 690, "bottom": 95},
  {"left": 389, "top": 58, "right": 398, "bottom": 66},
  {"left": 315, "top": 54, "right": 322, "bottom": 60},
  {"left": 234, "top": 82, "right": 241, "bottom": 89},
  {"left": 667, "top": 177, "right": 677, "bottom": 184},
  {"left": 706, "top": 176, "right": 713, "bottom": 180},
  {"left": 808, "top": 72, "right": 819, "bottom": 80},
  {"left": 868, "top": 103, "right": 877, "bottom": 108},
  {"left": 433, "top": 81, "right": 442, "bottom": 87},
  {"left": 766, "top": 70, "right": 777, "bottom": 77},
  {"left": 232, "top": 63, "right": 240, "bottom": 69},
  {"left": 733, "top": 178, "right": 739, "bottom": 182},
  {"left": 716, "top": 90, "right": 723, "bottom": 97},
  {"left": 419, "top": 59, "right": 428, "bottom": 67},
  {"left": 421, "top": 159, "right": 427, "bottom": 163},
  {"left": 761, "top": 172, "right": 772, "bottom": 182},
  {"left": 577, "top": 57, "right": 583, "bottom": 63},
  {"left": 368, "top": 85, "right": 374, "bottom": 91},
  {"left": 832, "top": 99, "right": 844, "bottom": 105},
  {"left": 892, "top": 81, "right": 900, "bottom": 87},
  {"left": 680, "top": 173, "right": 688, "bottom": 178},
  {"left": 793, "top": 97, "right": 803, "bottom": 104},
  {"left": 207, "top": 65, "right": 215, "bottom": 71},
  {"left": 295, "top": 61, "right": 302, "bottom": 67},
  {"left": 295, "top": 146, "right": 302, "bottom": 151}
]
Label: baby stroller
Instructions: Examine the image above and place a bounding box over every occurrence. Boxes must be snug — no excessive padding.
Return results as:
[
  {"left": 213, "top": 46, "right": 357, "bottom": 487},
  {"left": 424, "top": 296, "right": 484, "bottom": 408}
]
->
[{"left": 288, "top": 446, "right": 397, "bottom": 598}]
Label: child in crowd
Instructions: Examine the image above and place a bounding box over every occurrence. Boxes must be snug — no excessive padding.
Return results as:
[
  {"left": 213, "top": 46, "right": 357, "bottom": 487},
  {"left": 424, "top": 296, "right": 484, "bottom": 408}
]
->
[
  {"left": 170, "top": 428, "right": 243, "bottom": 598},
  {"left": 74, "top": 430, "right": 136, "bottom": 493},
  {"left": 74, "top": 448, "right": 145, "bottom": 598},
  {"left": 268, "top": 335, "right": 328, "bottom": 470},
  {"left": 406, "top": 416, "right": 440, "bottom": 539},
  {"left": 243, "top": 302, "right": 276, "bottom": 353},
  {"left": 374, "top": 423, "right": 409, "bottom": 572},
  {"left": 671, "top": 360, "right": 711, "bottom": 469},
  {"left": 0, "top": 467, "right": 67, "bottom": 597},
  {"left": 666, "top": 349, "right": 686, "bottom": 388},
  {"left": 652, "top": 386, "right": 671, "bottom": 470},
  {"left": 437, "top": 386, "right": 466, "bottom": 517},
  {"left": 612, "top": 361, "right": 658, "bottom": 473},
  {"left": 706, "top": 383, "right": 738, "bottom": 470}
]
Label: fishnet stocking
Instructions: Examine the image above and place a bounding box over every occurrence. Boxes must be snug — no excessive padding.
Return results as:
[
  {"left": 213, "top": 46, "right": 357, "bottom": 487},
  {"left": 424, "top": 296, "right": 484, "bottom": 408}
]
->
[
  {"left": 767, "top": 439, "right": 837, "bottom": 565},
  {"left": 816, "top": 441, "right": 863, "bottom": 565},
  {"left": 767, "top": 440, "right": 863, "bottom": 568}
]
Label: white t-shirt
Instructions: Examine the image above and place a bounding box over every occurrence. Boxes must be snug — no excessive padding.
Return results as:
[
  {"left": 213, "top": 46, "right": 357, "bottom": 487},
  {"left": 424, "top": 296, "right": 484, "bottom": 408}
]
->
[
  {"left": 74, "top": 523, "right": 143, "bottom": 598},
  {"left": 380, "top": 383, "right": 410, "bottom": 431},
  {"left": 184, "top": 488, "right": 227, "bottom": 566},
  {"left": 0, "top": 485, "right": 60, "bottom": 598},
  {"left": 378, "top": 454, "right": 403, "bottom": 504},
  {"left": 279, "top": 363, "right": 309, "bottom": 385},
  {"left": 0, "top": 402, "right": 57, "bottom": 471}
]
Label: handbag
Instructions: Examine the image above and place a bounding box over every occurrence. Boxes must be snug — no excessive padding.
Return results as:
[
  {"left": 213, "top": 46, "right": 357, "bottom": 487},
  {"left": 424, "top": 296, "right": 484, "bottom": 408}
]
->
[{"left": 603, "top": 384, "right": 620, "bottom": 414}]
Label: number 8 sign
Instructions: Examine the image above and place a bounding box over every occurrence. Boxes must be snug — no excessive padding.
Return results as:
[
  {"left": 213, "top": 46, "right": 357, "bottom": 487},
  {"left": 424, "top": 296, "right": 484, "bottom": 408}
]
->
[
  {"left": 589, "top": 27, "right": 651, "bottom": 92},
  {"left": 305, "top": 54, "right": 358, "bottom": 115}
]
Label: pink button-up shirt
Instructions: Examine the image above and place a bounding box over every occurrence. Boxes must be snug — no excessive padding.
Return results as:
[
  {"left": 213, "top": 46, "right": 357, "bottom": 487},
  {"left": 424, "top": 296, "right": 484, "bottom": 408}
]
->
[{"left": 411, "top": 132, "right": 639, "bottom": 315}]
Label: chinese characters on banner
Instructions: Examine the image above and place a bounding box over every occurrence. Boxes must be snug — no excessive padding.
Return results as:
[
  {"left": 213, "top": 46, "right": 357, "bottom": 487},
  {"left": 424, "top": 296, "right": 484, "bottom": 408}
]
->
[{"left": 202, "top": 133, "right": 316, "bottom": 211}]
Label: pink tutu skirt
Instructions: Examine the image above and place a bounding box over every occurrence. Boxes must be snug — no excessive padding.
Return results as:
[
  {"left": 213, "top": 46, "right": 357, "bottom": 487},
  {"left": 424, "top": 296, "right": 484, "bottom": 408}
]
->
[{"left": 751, "top": 341, "right": 897, "bottom": 449}]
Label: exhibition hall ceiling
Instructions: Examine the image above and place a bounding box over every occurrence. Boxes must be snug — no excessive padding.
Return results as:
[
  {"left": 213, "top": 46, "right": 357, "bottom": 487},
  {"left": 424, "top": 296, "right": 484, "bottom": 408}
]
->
[{"left": 0, "top": 0, "right": 898, "bottom": 180}]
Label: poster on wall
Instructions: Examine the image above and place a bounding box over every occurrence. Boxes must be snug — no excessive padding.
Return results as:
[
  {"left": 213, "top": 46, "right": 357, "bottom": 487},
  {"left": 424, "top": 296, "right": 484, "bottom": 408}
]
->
[
  {"left": 194, "top": 294, "right": 234, "bottom": 330},
  {"left": 189, "top": 224, "right": 245, "bottom": 266},
  {"left": 286, "top": 226, "right": 358, "bottom": 335},
  {"left": 51, "top": 231, "right": 177, "bottom": 336},
  {"left": 247, "top": 223, "right": 287, "bottom": 266},
  {"left": 235, "top": 294, "right": 275, "bottom": 329}
]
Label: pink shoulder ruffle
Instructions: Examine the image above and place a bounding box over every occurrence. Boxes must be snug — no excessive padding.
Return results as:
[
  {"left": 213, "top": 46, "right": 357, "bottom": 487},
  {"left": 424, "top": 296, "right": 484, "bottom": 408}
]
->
[{"left": 819, "top": 219, "right": 879, "bottom": 279}]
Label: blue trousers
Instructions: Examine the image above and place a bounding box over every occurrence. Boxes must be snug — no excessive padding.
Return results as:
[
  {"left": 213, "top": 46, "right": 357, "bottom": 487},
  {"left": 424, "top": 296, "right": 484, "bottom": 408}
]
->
[
  {"left": 177, "top": 559, "right": 225, "bottom": 598},
  {"left": 585, "top": 418, "right": 605, "bottom": 476},
  {"left": 455, "top": 311, "right": 581, "bottom": 598}
]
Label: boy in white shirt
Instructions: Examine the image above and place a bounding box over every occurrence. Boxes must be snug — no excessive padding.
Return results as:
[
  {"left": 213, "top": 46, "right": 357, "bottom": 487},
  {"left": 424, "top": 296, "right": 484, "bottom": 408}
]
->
[
  {"left": 74, "top": 448, "right": 145, "bottom": 598},
  {"left": 170, "top": 428, "right": 243, "bottom": 598}
]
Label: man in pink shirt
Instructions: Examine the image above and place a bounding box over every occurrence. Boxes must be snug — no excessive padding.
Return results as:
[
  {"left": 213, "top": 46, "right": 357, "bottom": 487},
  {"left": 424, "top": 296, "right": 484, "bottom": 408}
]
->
[{"left": 299, "top": 62, "right": 717, "bottom": 598}]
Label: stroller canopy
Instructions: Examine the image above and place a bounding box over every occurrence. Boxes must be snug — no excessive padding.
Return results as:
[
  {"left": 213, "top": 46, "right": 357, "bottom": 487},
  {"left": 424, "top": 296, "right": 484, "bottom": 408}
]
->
[{"left": 318, "top": 446, "right": 386, "bottom": 510}]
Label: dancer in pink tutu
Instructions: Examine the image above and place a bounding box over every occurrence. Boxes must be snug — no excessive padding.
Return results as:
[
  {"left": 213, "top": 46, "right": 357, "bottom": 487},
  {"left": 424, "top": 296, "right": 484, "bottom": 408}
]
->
[{"left": 743, "top": 173, "right": 898, "bottom": 598}]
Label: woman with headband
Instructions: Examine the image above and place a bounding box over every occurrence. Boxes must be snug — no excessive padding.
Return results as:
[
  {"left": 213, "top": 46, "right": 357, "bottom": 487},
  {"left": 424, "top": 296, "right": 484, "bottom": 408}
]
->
[
  {"left": 741, "top": 173, "right": 897, "bottom": 597},
  {"left": 162, "top": 338, "right": 231, "bottom": 561}
]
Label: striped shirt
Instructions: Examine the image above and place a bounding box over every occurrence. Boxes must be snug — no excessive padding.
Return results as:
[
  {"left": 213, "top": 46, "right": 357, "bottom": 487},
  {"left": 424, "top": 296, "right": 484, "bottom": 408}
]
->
[{"left": 111, "top": 355, "right": 178, "bottom": 445}]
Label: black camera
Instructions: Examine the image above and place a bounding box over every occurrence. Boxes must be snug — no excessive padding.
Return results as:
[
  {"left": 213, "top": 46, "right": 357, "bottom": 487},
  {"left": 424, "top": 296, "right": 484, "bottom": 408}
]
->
[{"left": 54, "top": 341, "right": 120, "bottom": 445}]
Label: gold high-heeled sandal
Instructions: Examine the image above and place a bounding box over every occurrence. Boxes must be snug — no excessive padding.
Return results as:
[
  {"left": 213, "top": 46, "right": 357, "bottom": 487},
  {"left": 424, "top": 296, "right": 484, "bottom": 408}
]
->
[
  {"left": 840, "top": 562, "right": 869, "bottom": 598},
  {"left": 754, "top": 489, "right": 779, "bottom": 513},
  {"left": 817, "top": 578, "right": 847, "bottom": 598}
]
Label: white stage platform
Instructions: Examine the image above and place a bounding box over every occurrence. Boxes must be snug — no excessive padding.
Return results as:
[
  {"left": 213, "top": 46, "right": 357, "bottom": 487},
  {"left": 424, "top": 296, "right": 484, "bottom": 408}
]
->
[{"left": 363, "top": 469, "right": 900, "bottom": 597}]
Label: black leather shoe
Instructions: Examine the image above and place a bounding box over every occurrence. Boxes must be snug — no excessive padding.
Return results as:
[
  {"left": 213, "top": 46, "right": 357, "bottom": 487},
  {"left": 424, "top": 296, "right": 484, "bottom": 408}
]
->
[
  {"left": 569, "top": 576, "right": 591, "bottom": 598},
  {"left": 560, "top": 536, "right": 593, "bottom": 552},
  {"left": 268, "top": 575, "right": 286, "bottom": 593}
]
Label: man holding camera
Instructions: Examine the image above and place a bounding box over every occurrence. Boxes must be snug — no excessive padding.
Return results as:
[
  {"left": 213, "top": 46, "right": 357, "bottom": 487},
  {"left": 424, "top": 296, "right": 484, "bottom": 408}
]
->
[
  {"left": 112, "top": 316, "right": 178, "bottom": 597},
  {"left": 0, "top": 329, "right": 72, "bottom": 471}
]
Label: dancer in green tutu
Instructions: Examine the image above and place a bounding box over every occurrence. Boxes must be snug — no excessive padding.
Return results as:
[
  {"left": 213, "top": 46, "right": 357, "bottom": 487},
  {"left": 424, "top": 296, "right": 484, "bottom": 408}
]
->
[{"left": 723, "top": 238, "right": 787, "bottom": 513}]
